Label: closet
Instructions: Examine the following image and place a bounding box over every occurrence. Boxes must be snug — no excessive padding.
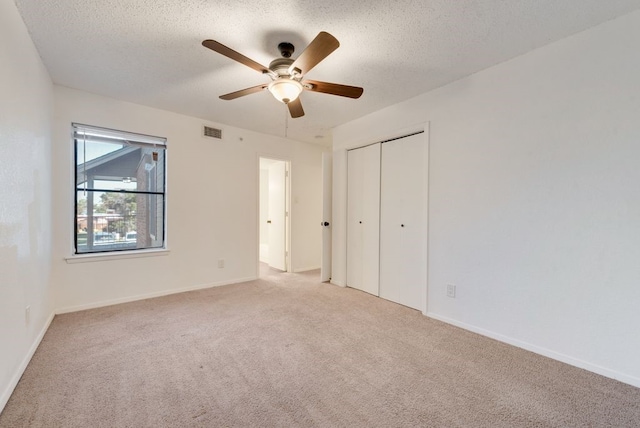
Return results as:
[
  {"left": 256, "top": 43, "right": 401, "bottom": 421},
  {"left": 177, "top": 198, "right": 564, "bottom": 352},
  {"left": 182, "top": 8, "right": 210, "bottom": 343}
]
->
[{"left": 346, "top": 133, "right": 427, "bottom": 311}]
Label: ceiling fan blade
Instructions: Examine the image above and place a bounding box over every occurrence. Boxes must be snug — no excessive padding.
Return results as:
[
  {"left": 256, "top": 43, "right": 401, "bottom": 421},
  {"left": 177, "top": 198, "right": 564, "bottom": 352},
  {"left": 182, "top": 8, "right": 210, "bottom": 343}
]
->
[
  {"left": 303, "top": 80, "right": 364, "bottom": 99},
  {"left": 202, "top": 40, "right": 270, "bottom": 74},
  {"left": 219, "top": 84, "right": 268, "bottom": 100},
  {"left": 288, "top": 32, "right": 339, "bottom": 76},
  {"left": 287, "top": 98, "right": 305, "bottom": 118}
]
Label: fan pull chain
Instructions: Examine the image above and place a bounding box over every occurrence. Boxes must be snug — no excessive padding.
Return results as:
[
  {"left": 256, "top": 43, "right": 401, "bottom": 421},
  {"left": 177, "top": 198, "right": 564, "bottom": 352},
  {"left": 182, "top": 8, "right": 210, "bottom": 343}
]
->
[{"left": 285, "top": 107, "right": 289, "bottom": 138}]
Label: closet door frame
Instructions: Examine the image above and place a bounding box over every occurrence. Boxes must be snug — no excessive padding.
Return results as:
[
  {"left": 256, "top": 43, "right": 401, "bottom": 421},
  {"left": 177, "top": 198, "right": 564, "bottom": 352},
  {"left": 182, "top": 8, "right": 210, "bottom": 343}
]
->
[{"left": 342, "top": 123, "right": 429, "bottom": 314}]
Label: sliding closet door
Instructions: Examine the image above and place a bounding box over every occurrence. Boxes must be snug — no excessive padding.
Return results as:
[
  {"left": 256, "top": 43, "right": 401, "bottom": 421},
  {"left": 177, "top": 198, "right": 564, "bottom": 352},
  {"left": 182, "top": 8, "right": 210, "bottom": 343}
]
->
[
  {"left": 379, "top": 133, "right": 427, "bottom": 310},
  {"left": 347, "top": 143, "right": 381, "bottom": 296}
]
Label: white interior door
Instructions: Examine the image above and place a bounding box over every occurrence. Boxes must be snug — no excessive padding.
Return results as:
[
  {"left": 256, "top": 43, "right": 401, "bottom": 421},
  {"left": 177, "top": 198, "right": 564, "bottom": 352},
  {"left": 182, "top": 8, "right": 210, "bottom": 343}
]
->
[
  {"left": 259, "top": 167, "right": 269, "bottom": 263},
  {"left": 379, "top": 133, "right": 427, "bottom": 310},
  {"left": 347, "top": 143, "right": 381, "bottom": 296},
  {"left": 268, "top": 160, "right": 287, "bottom": 271},
  {"left": 321, "top": 152, "right": 332, "bottom": 282}
]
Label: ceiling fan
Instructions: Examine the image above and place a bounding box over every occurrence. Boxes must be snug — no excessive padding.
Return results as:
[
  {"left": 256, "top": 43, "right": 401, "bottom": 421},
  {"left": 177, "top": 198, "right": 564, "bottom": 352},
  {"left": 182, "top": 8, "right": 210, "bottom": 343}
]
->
[{"left": 202, "top": 31, "right": 363, "bottom": 118}]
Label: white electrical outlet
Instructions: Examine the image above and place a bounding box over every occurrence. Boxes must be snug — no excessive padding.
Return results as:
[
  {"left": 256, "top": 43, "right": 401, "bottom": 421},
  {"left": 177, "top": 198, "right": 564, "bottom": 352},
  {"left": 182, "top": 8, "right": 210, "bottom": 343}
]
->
[
  {"left": 218, "top": 259, "right": 225, "bottom": 268},
  {"left": 447, "top": 284, "right": 456, "bottom": 298},
  {"left": 25, "top": 306, "right": 31, "bottom": 325}
]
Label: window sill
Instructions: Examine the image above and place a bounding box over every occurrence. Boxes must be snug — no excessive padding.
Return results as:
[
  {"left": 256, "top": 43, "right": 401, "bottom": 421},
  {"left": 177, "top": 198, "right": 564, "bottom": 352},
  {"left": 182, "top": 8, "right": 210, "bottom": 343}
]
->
[{"left": 65, "top": 248, "right": 170, "bottom": 264}]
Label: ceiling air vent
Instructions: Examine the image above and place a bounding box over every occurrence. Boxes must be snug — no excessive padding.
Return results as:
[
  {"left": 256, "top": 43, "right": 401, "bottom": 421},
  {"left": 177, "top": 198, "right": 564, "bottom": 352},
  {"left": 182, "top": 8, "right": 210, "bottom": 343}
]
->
[{"left": 203, "top": 126, "right": 222, "bottom": 139}]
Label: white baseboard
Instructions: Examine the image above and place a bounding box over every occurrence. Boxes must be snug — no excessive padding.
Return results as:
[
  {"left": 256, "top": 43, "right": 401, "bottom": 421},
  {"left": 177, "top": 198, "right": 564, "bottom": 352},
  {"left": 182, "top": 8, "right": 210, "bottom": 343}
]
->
[
  {"left": 55, "top": 276, "right": 257, "bottom": 314},
  {"left": 426, "top": 312, "right": 640, "bottom": 389},
  {"left": 331, "top": 280, "right": 346, "bottom": 287},
  {"left": 0, "top": 311, "right": 55, "bottom": 413}
]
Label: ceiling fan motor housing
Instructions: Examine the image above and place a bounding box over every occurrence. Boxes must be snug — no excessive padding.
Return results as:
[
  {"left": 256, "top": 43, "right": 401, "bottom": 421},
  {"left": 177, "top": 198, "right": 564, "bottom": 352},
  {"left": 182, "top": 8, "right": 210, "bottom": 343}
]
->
[{"left": 269, "top": 58, "right": 295, "bottom": 77}]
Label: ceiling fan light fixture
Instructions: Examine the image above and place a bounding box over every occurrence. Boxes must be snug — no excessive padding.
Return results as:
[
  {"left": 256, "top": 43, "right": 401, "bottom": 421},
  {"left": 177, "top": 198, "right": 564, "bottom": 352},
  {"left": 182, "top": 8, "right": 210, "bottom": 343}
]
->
[
  {"left": 203, "top": 32, "right": 363, "bottom": 118},
  {"left": 268, "top": 78, "right": 303, "bottom": 104}
]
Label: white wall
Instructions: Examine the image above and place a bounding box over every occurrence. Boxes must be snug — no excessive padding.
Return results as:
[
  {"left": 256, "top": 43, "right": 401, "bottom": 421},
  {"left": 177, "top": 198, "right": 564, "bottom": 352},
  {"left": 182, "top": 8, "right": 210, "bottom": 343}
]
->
[
  {"left": 0, "top": 0, "right": 55, "bottom": 411},
  {"left": 52, "top": 86, "right": 326, "bottom": 312},
  {"left": 333, "top": 10, "right": 640, "bottom": 387}
]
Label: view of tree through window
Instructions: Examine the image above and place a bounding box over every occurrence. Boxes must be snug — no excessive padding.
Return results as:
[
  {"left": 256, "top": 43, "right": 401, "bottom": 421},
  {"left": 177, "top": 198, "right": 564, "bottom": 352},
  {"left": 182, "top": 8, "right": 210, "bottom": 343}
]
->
[{"left": 73, "top": 124, "right": 166, "bottom": 254}]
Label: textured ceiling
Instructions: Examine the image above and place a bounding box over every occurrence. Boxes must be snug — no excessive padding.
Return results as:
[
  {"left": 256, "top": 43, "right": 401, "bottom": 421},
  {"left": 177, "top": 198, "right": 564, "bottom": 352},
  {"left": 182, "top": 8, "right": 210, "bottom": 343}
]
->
[{"left": 14, "top": 0, "right": 640, "bottom": 145}]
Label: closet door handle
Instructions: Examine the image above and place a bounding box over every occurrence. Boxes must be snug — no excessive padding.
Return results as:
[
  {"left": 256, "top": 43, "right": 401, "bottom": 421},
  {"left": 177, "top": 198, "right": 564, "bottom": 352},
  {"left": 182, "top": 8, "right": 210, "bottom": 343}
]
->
[{"left": 359, "top": 221, "right": 362, "bottom": 224}]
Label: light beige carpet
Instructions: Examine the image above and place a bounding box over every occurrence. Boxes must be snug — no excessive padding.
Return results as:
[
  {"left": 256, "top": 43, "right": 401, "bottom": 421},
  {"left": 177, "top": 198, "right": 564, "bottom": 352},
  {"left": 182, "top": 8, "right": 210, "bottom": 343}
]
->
[{"left": 1, "top": 269, "right": 639, "bottom": 427}]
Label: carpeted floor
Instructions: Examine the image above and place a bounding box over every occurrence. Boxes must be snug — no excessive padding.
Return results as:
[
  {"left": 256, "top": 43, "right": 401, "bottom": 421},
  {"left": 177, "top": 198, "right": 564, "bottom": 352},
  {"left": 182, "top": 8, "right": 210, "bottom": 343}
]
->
[{"left": 1, "top": 269, "right": 639, "bottom": 427}]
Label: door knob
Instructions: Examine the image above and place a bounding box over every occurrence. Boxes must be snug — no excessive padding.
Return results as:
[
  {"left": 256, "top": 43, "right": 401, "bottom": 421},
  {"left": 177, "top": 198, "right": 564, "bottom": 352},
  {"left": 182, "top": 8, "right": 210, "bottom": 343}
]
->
[
  {"left": 321, "top": 221, "right": 330, "bottom": 227},
  {"left": 401, "top": 224, "right": 405, "bottom": 227},
  {"left": 267, "top": 220, "right": 272, "bottom": 224},
  {"left": 359, "top": 221, "right": 362, "bottom": 224}
]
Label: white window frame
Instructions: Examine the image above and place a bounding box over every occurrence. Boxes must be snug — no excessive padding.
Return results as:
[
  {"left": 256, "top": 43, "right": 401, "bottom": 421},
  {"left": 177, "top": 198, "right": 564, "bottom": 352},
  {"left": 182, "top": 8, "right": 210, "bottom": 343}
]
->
[{"left": 67, "top": 123, "right": 168, "bottom": 262}]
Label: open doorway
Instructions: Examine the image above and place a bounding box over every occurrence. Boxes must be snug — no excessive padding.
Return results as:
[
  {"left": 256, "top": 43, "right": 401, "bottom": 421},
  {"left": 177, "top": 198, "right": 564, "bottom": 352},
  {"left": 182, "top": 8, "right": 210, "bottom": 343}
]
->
[{"left": 259, "top": 157, "right": 291, "bottom": 278}]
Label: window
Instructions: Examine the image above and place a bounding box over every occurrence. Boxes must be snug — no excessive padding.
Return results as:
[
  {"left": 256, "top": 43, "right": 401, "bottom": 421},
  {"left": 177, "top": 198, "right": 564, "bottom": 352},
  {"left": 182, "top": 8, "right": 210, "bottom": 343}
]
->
[{"left": 73, "top": 123, "right": 166, "bottom": 254}]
